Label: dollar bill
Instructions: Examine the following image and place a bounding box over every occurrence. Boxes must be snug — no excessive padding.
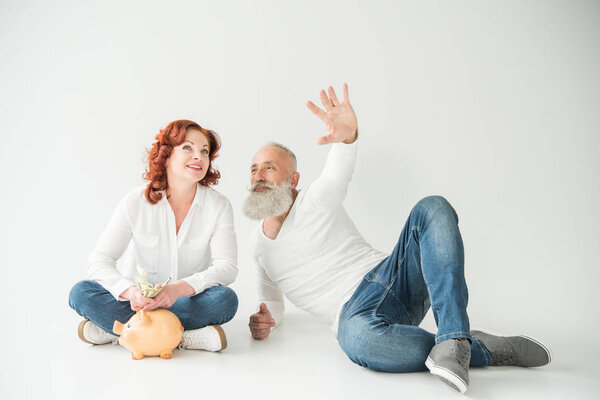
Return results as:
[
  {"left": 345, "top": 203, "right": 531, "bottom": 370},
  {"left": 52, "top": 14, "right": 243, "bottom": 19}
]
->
[{"left": 135, "top": 265, "right": 171, "bottom": 298}]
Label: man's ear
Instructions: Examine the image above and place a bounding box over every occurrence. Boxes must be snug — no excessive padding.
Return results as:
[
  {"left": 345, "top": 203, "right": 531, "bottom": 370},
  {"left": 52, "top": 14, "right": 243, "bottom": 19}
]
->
[{"left": 290, "top": 172, "right": 300, "bottom": 189}]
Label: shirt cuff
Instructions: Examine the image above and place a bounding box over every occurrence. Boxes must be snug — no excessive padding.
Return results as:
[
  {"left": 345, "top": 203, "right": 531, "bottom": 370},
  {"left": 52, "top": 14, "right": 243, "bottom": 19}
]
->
[{"left": 182, "top": 275, "right": 209, "bottom": 295}]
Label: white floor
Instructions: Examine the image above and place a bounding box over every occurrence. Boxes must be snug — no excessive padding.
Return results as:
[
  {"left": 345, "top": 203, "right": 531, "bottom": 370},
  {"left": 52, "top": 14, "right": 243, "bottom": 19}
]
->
[{"left": 2, "top": 305, "right": 598, "bottom": 400}]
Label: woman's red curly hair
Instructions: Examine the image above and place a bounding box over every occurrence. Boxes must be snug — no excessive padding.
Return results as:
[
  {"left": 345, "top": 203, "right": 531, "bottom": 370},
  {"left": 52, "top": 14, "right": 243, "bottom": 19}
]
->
[{"left": 144, "top": 120, "right": 221, "bottom": 204}]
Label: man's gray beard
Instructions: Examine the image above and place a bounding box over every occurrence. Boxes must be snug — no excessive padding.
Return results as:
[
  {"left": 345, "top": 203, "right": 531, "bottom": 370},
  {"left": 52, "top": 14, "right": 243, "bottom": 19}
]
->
[{"left": 243, "top": 180, "right": 294, "bottom": 220}]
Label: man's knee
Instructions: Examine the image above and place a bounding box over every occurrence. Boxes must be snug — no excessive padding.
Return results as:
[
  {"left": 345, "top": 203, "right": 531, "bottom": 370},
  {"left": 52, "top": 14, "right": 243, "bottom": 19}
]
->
[{"left": 413, "top": 195, "right": 457, "bottom": 223}]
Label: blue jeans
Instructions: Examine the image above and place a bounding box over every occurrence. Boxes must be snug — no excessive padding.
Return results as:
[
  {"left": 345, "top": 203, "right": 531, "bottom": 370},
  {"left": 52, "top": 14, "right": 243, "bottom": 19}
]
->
[
  {"left": 69, "top": 280, "right": 238, "bottom": 334},
  {"left": 337, "top": 196, "right": 491, "bottom": 372}
]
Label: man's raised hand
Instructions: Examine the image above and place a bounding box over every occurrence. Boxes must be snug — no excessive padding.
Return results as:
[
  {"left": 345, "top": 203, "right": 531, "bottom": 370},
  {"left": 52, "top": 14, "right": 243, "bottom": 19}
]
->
[
  {"left": 249, "top": 303, "right": 276, "bottom": 340},
  {"left": 306, "top": 83, "right": 358, "bottom": 145}
]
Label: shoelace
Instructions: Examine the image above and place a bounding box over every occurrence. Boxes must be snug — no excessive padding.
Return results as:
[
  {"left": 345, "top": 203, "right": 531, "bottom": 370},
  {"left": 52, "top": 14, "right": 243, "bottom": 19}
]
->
[
  {"left": 179, "top": 333, "right": 208, "bottom": 349},
  {"left": 489, "top": 340, "right": 518, "bottom": 366},
  {"left": 449, "top": 340, "right": 470, "bottom": 368}
]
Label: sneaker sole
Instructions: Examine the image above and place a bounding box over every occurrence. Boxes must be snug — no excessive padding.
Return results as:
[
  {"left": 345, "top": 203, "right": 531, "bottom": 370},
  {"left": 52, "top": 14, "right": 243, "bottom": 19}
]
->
[
  {"left": 472, "top": 328, "right": 552, "bottom": 366},
  {"left": 425, "top": 357, "right": 468, "bottom": 394},
  {"left": 77, "top": 319, "right": 95, "bottom": 345},
  {"left": 212, "top": 325, "right": 227, "bottom": 351}
]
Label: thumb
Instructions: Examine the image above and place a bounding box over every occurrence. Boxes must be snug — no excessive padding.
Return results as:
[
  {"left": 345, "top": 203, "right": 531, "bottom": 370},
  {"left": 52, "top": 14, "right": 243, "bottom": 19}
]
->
[
  {"left": 316, "top": 135, "right": 334, "bottom": 145},
  {"left": 259, "top": 303, "right": 270, "bottom": 315}
]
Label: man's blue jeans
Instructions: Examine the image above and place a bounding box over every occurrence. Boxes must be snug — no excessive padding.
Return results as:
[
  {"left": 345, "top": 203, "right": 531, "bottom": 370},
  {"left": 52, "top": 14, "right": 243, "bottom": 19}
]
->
[
  {"left": 337, "top": 196, "right": 491, "bottom": 372},
  {"left": 69, "top": 280, "right": 238, "bottom": 334}
]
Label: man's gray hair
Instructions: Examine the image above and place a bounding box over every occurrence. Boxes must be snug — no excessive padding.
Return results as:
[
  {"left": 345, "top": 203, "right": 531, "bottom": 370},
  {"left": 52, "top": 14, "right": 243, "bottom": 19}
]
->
[{"left": 264, "top": 142, "right": 297, "bottom": 172}]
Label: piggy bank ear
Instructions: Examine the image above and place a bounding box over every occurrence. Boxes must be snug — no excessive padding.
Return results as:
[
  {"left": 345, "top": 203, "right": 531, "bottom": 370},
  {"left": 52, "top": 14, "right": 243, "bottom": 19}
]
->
[
  {"left": 113, "top": 321, "right": 124, "bottom": 335},
  {"left": 138, "top": 311, "right": 151, "bottom": 326}
]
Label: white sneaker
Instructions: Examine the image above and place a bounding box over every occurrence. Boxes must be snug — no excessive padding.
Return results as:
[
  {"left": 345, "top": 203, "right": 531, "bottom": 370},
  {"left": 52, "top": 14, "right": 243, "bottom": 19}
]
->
[
  {"left": 77, "top": 319, "right": 119, "bottom": 345},
  {"left": 179, "top": 325, "right": 227, "bottom": 352}
]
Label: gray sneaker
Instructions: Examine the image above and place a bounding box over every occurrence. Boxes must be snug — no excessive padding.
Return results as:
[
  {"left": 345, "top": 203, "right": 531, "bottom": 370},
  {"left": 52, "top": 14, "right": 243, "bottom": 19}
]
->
[
  {"left": 425, "top": 339, "right": 471, "bottom": 394},
  {"left": 471, "top": 329, "right": 551, "bottom": 367}
]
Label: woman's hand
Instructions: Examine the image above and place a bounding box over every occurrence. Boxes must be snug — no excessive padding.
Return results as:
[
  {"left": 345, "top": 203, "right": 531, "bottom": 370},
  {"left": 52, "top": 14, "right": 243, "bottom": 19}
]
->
[
  {"left": 119, "top": 286, "right": 154, "bottom": 311},
  {"left": 141, "top": 280, "right": 195, "bottom": 311}
]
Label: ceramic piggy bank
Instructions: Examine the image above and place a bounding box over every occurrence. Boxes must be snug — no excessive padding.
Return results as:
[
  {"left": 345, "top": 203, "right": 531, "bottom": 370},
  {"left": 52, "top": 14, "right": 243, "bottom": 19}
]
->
[{"left": 113, "top": 310, "right": 183, "bottom": 360}]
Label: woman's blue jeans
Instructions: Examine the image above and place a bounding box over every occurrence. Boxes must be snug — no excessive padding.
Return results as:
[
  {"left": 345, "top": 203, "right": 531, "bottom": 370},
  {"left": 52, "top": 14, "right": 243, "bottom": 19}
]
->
[
  {"left": 69, "top": 280, "right": 238, "bottom": 334},
  {"left": 337, "top": 196, "right": 491, "bottom": 372}
]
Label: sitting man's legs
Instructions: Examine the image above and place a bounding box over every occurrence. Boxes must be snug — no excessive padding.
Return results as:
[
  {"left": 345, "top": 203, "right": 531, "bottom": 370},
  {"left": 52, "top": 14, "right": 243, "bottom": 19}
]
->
[{"left": 338, "top": 196, "right": 490, "bottom": 388}]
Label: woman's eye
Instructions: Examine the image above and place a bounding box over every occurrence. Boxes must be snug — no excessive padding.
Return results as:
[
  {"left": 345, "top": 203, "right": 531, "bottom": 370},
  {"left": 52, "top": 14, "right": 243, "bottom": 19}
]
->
[
  {"left": 183, "top": 145, "right": 192, "bottom": 150},
  {"left": 201, "top": 149, "right": 209, "bottom": 155}
]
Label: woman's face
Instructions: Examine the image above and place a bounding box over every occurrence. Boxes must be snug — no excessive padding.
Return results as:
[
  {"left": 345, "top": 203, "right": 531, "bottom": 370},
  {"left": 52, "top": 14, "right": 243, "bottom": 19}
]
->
[{"left": 166, "top": 128, "right": 211, "bottom": 184}]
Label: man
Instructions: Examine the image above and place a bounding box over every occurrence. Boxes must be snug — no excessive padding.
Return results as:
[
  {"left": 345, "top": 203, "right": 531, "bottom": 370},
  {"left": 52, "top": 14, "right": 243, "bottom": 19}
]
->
[{"left": 243, "top": 84, "right": 551, "bottom": 393}]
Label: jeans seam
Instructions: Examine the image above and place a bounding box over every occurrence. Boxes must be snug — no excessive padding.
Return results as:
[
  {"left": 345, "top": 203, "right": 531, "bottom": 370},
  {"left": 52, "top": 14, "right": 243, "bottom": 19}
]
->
[
  {"left": 412, "top": 226, "right": 440, "bottom": 326},
  {"left": 364, "top": 275, "right": 390, "bottom": 289}
]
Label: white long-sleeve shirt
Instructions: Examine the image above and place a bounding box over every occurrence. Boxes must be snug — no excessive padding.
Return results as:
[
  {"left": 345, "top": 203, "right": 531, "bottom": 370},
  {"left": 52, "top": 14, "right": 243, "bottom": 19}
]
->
[
  {"left": 250, "top": 142, "right": 388, "bottom": 336},
  {"left": 88, "top": 183, "right": 238, "bottom": 300}
]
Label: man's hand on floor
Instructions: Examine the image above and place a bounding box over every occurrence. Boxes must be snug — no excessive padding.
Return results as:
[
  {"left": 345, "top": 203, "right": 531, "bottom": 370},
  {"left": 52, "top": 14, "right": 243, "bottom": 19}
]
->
[{"left": 249, "top": 303, "right": 276, "bottom": 340}]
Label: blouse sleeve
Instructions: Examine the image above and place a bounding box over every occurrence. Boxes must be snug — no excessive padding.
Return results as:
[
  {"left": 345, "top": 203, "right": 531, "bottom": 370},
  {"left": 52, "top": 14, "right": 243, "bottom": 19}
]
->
[{"left": 87, "top": 195, "right": 136, "bottom": 300}]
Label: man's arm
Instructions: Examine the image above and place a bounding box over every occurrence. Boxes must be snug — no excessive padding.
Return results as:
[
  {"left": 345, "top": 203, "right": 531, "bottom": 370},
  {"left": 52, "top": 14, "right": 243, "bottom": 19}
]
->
[
  {"left": 304, "top": 84, "right": 359, "bottom": 207},
  {"left": 249, "top": 264, "right": 285, "bottom": 340}
]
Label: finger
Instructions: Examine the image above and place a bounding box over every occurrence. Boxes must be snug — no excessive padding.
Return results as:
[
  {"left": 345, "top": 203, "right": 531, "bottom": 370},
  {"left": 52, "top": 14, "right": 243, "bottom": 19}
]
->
[
  {"left": 343, "top": 82, "right": 349, "bottom": 102},
  {"left": 249, "top": 321, "right": 276, "bottom": 330},
  {"left": 140, "top": 299, "right": 154, "bottom": 307},
  {"left": 306, "top": 101, "right": 326, "bottom": 121},
  {"left": 328, "top": 86, "right": 340, "bottom": 106},
  {"left": 250, "top": 314, "right": 275, "bottom": 324},
  {"left": 142, "top": 300, "right": 157, "bottom": 311},
  {"left": 259, "top": 303, "right": 268, "bottom": 314},
  {"left": 320, "top": 89, "right": 333, "bottom": 111},
  {"left": 252, "top": 329, "right": 271, "bottom": 339}
]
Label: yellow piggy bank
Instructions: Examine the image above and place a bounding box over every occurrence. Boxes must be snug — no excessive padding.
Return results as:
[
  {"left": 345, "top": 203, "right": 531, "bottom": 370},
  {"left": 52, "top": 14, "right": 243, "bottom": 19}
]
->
[{"left": 113, "top": 310, "right": 183, "bottom": 360}]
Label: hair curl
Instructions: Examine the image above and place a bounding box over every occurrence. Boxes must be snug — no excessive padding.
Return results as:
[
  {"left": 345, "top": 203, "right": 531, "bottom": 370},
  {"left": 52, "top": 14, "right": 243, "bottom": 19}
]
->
[{"left": 143, "top": 120, "right": 221, "bottom": 204}]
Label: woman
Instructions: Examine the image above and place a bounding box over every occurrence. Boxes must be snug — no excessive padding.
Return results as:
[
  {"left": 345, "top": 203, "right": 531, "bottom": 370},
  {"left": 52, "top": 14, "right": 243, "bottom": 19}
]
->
[{"left": 69, "top": 120, "right": 238, "bottom": 352}]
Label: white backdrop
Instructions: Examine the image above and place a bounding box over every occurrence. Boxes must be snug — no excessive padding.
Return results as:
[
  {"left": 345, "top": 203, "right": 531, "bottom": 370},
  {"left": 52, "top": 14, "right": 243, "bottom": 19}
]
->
[{"left": 1, "top": 0, "right": 598, "bottom": 374}]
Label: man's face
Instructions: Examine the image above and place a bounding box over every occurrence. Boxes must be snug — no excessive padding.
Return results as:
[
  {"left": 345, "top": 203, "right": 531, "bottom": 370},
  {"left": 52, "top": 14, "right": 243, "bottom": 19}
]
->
[
  {"left": 250, "top": 146, "right": 295, "bottom": 190},
  {"left": 243, "top": 146, "right": 299, "bottom": 220}
]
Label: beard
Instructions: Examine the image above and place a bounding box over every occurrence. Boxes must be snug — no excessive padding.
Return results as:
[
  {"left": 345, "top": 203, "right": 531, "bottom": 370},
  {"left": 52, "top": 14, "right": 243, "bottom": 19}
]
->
[{"left": 243, "top": 179, "right": 294, "bottom": 220}]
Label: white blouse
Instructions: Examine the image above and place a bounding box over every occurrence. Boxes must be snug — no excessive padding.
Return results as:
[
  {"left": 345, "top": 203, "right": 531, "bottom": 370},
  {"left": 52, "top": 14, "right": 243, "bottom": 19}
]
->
[{"left": 88, "top": 183, "right": 238, "bottom": 300}]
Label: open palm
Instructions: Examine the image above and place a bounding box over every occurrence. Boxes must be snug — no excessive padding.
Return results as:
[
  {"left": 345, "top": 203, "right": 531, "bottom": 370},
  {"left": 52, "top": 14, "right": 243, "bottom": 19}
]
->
[{"left": 306, "top": 83, "right": 358, "bottom": 145}]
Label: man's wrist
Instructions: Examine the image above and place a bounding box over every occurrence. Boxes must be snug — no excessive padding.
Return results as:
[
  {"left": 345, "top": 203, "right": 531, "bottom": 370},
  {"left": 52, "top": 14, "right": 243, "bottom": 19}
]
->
[{"left": 342, "top": 128, "right": 358, "bottom": 144}]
